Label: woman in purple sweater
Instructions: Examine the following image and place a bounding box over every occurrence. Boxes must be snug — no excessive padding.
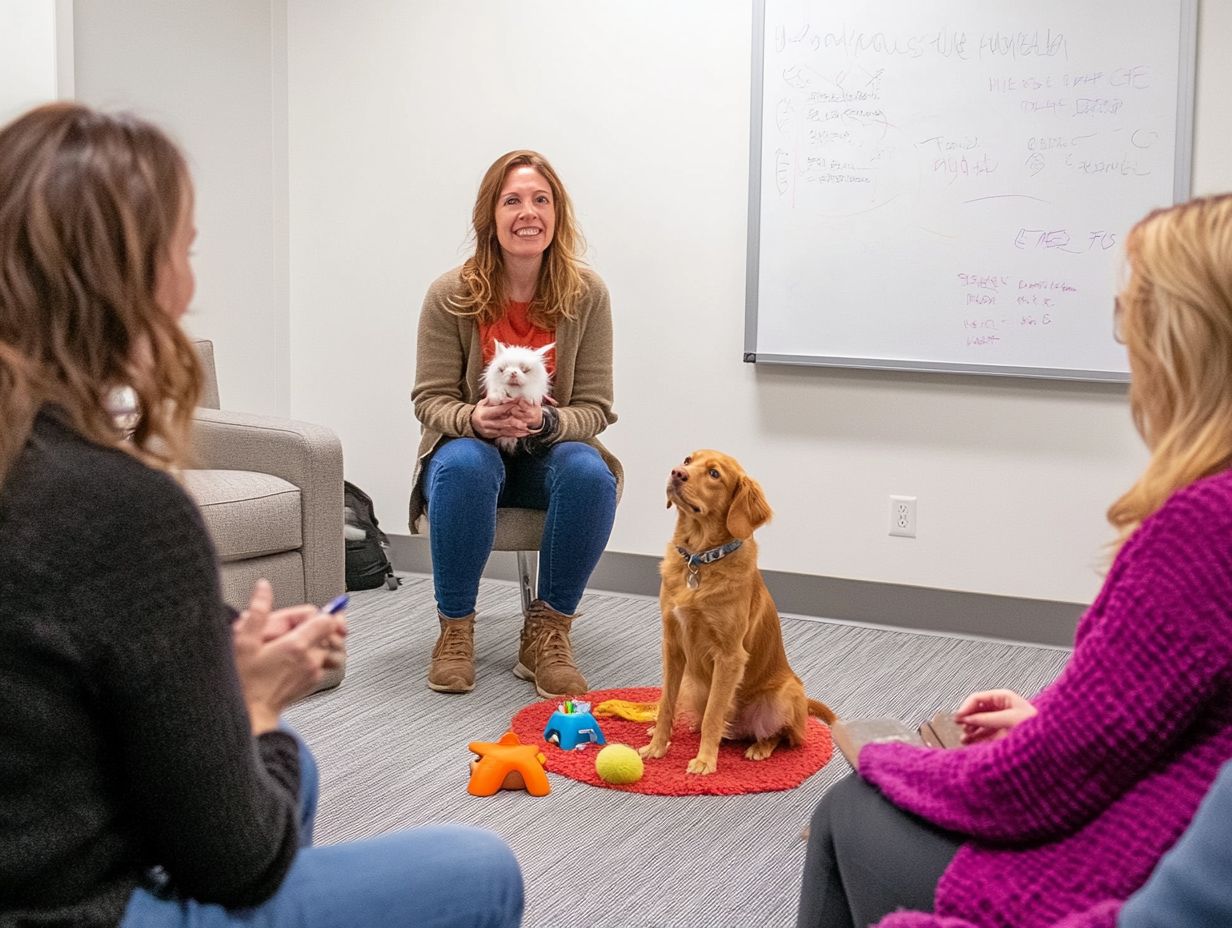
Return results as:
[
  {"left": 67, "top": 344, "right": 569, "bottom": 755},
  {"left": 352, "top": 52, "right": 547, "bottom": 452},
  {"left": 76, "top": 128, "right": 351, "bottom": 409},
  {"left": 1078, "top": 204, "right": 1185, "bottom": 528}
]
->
[{"left": 796, "top": 192, "right": 1232, "bottom": 928}]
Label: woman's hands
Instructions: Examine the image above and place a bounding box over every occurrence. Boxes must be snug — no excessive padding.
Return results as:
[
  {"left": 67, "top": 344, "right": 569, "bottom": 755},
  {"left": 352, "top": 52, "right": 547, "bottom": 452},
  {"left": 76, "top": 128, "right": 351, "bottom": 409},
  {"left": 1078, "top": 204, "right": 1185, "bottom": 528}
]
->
[
  {"left": 233, "top": 580, "right": 348, "bottom": 734},
  {"left": 470, "top": 396, "right": 551, "bottom": 440},
  {"left": 955, "top": 689, "right": 1038, "bottom": 745}
]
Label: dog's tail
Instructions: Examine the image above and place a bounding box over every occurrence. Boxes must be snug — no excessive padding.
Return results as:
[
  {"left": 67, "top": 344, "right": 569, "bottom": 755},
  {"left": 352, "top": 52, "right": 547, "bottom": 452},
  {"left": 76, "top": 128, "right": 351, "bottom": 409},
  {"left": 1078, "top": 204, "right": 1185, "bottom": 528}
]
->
[{"left": 807, "top": 698, "right": 838, "bottom": 724}]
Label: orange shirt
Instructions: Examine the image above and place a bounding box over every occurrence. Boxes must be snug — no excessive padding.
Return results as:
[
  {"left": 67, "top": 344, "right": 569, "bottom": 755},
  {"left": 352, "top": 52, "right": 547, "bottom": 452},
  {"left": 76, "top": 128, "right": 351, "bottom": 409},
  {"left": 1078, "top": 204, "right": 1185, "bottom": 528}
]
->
[{"left": 479, "top": 301, "right": 556, "bottom": 376}]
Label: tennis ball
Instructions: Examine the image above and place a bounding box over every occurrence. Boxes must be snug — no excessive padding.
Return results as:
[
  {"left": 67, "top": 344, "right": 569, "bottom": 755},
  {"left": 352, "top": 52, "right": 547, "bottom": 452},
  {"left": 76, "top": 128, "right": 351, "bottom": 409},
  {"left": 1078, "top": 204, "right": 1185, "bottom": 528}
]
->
[{"left": 595, "top": 743, "right": 644, "bottom": 785}]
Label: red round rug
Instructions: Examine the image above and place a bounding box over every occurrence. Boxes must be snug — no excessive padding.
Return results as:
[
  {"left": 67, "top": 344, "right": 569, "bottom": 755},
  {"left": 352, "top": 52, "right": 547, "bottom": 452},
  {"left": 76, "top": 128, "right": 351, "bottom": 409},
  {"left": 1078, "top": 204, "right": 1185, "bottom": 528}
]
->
[{"left": 509, "top": 686, "right": 834, "bottom": 796}]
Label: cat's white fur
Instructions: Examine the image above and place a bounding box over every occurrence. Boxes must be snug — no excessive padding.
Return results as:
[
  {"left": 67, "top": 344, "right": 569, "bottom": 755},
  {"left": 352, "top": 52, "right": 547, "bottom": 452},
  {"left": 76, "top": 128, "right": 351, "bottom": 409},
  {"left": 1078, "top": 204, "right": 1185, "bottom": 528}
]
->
[{"left": 481, "top": 340, "right": 554, "bottom": 454}]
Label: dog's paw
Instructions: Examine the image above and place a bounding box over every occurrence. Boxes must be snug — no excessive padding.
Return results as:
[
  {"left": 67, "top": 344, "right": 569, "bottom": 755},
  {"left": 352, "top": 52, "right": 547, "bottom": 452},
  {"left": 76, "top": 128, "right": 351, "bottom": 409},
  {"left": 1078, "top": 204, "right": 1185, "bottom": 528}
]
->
[
  {"left": 686, "top": 755, "right": 717, "bottom": 776},
  {"left": 745, "top": 741, "right": 777, "bottom": 761},
  {"left": 639, "top": 741, "right": 670, "bottom": 760}
]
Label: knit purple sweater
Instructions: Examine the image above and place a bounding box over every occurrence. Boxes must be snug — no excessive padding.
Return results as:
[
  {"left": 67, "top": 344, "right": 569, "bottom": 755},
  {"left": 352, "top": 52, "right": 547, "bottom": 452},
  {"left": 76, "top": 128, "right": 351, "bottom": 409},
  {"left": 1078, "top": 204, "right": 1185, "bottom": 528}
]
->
[{"left": 860, "top": 469, "right": 1232, "bottom": 928}]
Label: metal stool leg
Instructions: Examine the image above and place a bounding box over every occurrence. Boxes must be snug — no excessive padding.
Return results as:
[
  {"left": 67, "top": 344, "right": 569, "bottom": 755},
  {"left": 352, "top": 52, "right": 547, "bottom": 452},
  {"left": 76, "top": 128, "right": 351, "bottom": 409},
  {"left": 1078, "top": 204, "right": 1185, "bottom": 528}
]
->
[{"left": 516, "top": 550, "right": 537, "bottom": 614}]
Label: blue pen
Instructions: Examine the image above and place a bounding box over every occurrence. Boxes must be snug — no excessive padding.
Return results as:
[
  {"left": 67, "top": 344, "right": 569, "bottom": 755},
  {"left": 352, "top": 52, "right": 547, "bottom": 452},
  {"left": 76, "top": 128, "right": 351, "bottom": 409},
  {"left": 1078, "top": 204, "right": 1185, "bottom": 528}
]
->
[{"left": 321, "top": 593, "right": 349, "bottom": 615}]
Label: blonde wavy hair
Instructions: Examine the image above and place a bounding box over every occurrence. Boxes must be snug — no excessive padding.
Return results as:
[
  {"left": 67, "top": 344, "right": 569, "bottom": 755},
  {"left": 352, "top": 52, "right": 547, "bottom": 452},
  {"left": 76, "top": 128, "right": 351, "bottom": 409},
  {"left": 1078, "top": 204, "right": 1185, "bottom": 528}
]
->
[
  {"left": 1108, "top": 192, "right": 1232, "bottom": 548},
  {"left": 451, "top": 150, "right": 588, "bottom": 327},
  {"left": 0, "top": 103, "right": 201, "bottom": 487}
]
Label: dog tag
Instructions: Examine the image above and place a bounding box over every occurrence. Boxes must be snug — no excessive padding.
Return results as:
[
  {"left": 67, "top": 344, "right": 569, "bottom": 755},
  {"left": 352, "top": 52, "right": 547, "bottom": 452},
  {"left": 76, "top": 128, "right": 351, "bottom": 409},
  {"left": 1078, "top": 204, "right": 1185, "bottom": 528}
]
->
[{"left": 687, "top": 570, "right": 700, "bottom": 590}]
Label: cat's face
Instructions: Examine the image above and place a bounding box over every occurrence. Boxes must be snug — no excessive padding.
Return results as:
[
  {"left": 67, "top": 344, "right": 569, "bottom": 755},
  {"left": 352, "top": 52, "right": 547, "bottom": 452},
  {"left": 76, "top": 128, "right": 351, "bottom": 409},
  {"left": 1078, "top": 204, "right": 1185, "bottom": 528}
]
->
[
  {"left": 483, "top": 342, "right": 553, "bottom": 401},
  {"left": 493, "top": 356, "right": 534, "bottom": 390},
  {"left": 494, "top": 166, "right": 555, "bottom": 261}
]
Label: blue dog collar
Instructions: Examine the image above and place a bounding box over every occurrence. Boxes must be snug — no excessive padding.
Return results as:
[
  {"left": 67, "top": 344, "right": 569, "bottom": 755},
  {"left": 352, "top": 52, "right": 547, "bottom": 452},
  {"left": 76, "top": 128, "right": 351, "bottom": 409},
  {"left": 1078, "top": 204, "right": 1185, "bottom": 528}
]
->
[{"left": 676, "top": 539, "right": 743, "bottom": 568}]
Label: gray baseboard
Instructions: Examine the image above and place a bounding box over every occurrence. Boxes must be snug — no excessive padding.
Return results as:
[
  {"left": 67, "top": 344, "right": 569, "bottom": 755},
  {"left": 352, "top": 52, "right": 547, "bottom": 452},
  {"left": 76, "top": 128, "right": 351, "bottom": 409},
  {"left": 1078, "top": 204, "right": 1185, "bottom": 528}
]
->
[{"left": 388, "top": 534, "right": 1082, "bottom": 647}]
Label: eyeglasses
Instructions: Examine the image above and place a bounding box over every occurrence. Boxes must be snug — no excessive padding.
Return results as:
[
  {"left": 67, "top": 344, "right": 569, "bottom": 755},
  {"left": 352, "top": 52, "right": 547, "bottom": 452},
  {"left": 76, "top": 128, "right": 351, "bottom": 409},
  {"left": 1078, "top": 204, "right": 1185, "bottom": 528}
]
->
[{"left": 1113, "top": 295, "right": 1126, "bottom": 344}]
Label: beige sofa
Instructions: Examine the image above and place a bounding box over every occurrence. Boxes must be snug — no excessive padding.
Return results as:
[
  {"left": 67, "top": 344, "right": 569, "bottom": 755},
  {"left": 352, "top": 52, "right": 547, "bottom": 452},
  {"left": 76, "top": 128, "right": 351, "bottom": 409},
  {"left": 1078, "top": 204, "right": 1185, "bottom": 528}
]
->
[{"left": 183, "top": 339, "right": 346, "bottom": 689}]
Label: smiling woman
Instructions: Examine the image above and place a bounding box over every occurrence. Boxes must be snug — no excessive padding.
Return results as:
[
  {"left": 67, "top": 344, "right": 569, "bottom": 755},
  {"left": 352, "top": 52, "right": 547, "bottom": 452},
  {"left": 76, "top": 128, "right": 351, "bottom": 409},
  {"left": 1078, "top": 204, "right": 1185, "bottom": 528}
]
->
[
  {"left": 494, "top": 164, "right": 557, "bottom": 265},
  {"left": 409, "top": 149, "right": 622, "bottom": 699}
]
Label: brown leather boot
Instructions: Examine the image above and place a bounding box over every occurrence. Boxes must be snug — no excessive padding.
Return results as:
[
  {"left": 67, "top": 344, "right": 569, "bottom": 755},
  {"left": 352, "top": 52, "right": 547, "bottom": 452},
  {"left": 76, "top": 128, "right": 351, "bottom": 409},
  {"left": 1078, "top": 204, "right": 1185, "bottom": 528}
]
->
[
  {"left": 428, "top": 613, "right": 475, "bottom": 693},
  {"left": 514, "top": 600, "right": 587, "bottom": 698}
]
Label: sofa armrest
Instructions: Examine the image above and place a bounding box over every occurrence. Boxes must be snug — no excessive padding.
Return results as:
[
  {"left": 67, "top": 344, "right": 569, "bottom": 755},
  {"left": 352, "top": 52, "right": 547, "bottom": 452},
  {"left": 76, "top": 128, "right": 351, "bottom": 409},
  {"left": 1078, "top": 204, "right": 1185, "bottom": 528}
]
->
[{"left": 192, "top": 407, "right": 345, "bottom": 607}]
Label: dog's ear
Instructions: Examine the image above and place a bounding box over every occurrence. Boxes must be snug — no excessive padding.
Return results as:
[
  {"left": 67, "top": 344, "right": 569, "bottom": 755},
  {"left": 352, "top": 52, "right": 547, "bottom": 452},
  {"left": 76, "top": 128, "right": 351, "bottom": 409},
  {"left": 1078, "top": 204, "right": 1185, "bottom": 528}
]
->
[{"left": 726, "top": 475, "right": 773, "bottom": 539}]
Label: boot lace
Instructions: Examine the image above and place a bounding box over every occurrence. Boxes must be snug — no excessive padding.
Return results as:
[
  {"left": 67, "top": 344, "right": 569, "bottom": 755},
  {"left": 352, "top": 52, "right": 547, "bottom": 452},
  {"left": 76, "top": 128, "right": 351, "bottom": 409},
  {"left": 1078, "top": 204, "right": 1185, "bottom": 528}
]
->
[
  {"left": 435, "top": 622, "right": 471, "bottom": 660},
  {"left": 535, "top": 624, "right": 575, "bottom": 667}
]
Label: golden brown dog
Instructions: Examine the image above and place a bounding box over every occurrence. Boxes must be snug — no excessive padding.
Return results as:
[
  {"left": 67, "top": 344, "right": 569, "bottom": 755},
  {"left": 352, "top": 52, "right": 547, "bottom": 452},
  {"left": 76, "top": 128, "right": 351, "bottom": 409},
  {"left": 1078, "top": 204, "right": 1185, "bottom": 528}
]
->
[{"left": 641, "top": 449, "right": 837, "bottom": 775}]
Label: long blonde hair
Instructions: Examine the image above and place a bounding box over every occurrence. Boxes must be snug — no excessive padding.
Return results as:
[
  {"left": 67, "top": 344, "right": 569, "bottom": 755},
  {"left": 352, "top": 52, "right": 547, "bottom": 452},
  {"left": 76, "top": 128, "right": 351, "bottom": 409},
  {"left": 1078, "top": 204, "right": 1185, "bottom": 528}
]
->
[
  {"left": 452, "top": 150, "right": 588, "bottom": 327},
  {"left": 0, "top": 102, "right": 201, "bottom": 487},
  {"left": 1108, "top": 193, "right": 1232, "bottom": 547}
]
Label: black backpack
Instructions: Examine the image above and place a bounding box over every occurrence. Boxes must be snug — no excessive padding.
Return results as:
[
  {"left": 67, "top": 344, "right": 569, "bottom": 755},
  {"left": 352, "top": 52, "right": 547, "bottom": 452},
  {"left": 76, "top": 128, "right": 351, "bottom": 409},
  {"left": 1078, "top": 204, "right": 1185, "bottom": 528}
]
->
[{"left": 343, "top": 481, "right": 399, "bottom": 591}]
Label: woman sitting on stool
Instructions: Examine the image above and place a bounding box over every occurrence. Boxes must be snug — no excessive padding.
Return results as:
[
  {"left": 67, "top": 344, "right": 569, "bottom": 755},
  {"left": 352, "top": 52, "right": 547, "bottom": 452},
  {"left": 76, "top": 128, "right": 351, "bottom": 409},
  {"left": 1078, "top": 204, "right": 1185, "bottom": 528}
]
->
[{"left": 409, "top": 149, "right": 620, "bottom": 697}]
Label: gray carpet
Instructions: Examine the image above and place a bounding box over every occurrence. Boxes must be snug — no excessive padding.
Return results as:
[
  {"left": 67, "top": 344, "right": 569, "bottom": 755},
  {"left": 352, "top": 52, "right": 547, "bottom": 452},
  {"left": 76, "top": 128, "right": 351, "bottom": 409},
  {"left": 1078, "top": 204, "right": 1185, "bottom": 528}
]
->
[{"left": 285, "top": 573, "right": 1071, "bottom": 928}]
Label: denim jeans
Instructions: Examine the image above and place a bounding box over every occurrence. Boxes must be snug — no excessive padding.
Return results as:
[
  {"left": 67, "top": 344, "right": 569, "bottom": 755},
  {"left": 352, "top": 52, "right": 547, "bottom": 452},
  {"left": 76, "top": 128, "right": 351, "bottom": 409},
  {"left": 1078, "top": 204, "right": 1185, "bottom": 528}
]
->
[
  {"left": 120, "top": 735, "right": 523, "bottom": 928},
  {"left": 423, "top": 438, "right": 617, "bottom": 618}
]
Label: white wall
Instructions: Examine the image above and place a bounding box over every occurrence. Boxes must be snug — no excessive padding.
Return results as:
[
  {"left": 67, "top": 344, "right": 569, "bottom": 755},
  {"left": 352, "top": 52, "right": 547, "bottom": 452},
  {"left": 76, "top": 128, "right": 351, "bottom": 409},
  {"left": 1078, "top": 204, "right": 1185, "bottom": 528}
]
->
[
  {"left": 71, "top": 0, "right": 289, "bottom": 417},
  {"left": 1193, "top": 0, "right": 1232, "bottom": 195},
  {"left": 0, "top": 0, "right": 60, "bottom": 124},
  {"left": 67, "top": 1, "right": 1232, "bottom": 614}
]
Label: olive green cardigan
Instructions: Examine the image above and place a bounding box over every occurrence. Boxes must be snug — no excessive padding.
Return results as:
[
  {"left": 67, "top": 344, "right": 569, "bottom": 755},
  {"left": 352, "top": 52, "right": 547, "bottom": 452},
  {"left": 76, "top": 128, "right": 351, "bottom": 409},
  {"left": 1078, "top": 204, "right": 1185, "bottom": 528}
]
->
[{"left": 408, "top": 266, "right": 622, "bottom": 532}]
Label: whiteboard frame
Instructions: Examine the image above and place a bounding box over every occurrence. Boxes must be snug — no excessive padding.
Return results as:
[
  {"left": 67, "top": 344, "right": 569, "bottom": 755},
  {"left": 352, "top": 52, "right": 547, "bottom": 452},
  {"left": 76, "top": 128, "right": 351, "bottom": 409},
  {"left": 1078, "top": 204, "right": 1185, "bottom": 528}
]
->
[{"left": 744, "top": 0, "right": 1198, "bottom": 382}]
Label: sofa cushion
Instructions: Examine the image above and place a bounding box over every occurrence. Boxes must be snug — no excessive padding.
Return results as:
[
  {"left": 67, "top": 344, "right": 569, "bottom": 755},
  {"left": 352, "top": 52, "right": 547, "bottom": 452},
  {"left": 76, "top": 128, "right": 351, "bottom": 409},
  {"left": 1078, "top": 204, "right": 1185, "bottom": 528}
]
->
[{"left": 183, "top": 469, "right": 302, "bottom": 563}]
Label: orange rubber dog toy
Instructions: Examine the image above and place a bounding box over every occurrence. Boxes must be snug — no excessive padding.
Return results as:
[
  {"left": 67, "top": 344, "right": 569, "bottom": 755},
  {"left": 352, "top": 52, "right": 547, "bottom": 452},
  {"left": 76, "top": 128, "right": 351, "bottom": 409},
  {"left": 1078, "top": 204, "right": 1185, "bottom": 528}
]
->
[{"left": 467, "top": 731, "right": 550, "bottom": 797}]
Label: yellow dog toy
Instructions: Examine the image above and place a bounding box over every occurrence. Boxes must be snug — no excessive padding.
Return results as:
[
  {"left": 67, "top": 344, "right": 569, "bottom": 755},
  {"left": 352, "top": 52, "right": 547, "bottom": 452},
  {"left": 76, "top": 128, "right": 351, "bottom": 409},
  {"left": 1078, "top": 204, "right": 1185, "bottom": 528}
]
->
[{"left": 593, "top": 698, "right": 658, "bottom": 723}]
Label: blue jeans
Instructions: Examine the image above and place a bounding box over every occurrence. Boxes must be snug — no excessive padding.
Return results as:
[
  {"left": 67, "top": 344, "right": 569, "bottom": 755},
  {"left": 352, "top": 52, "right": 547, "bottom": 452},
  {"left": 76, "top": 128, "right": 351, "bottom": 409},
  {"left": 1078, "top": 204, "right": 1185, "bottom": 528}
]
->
[
  {"left": 120, "top": 736, "right": 523, "bottom": 928},
  {"left": 423, "top": 438, "right": 617, "bottom": 618}
]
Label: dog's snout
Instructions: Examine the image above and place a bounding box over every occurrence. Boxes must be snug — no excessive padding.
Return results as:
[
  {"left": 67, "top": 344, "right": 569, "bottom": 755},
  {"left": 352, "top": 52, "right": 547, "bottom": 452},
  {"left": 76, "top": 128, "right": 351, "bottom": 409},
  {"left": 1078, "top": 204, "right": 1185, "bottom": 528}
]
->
[{"left": 670, "top": 467, "right": 688, "bottom": 483}]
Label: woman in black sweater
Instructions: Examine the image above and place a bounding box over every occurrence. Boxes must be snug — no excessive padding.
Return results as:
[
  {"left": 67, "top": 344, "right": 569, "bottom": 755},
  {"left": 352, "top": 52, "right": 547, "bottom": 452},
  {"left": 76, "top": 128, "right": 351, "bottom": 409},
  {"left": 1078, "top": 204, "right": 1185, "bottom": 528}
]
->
[{"left": 0, "top": 104, "right": 522, "bottom": 928}]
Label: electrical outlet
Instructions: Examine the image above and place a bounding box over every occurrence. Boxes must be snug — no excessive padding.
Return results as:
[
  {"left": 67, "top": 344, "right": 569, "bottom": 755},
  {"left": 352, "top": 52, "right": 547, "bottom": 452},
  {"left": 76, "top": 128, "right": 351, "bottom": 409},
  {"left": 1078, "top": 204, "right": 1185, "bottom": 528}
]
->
[{"left": 889, "top": 495, "right": 917, "bottom": 537}]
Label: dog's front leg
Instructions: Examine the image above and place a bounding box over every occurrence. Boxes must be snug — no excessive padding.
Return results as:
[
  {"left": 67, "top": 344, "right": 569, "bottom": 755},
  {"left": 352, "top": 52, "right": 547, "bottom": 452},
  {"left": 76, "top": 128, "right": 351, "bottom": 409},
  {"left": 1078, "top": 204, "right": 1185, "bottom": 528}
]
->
[
  {"left": 688, "top": 651, "right": 748, "bottom": 775},
  {"left": 641, "top": 609, "right": 685, "bottom": 760}
]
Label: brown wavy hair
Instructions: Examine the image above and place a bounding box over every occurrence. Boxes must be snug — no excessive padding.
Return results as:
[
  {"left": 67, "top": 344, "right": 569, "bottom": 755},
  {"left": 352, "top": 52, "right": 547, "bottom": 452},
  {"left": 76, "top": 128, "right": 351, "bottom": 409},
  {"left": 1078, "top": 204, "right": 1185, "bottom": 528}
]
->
[
  {"left": 1107, "top": 193, "right": 1232, "bottom": 547},
  {"left": 0, "top": 102, "right": 201, "bottom": 487},
  {"left": 451, "top": 150, "right": 588, "bottom": 327}
]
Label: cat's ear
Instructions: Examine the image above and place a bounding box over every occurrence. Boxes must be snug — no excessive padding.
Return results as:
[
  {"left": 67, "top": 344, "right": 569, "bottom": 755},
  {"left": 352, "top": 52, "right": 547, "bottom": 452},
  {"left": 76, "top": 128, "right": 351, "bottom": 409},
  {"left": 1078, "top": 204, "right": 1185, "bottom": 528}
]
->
[
  {"left": 535, "top": 342, "right": 556, "bottom": 357},
  {"left": 494, "top": 339, "right": 508, "bottom": 354}
]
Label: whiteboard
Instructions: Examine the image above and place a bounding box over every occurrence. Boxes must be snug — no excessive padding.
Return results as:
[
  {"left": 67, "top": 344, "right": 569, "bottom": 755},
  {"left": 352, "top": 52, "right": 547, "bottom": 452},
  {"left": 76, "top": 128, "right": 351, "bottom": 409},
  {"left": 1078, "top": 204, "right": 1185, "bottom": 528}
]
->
[{"left": 745, "top": 0, "right": 1197, "bottom": 381}]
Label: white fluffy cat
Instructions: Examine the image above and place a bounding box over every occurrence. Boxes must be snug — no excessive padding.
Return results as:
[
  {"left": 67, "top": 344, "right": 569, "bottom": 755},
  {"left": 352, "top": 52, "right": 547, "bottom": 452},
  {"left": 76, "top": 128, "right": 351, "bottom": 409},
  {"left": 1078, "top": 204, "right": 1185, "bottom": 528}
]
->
[{"left": 481, "top": 340, "right": 554, "bottom": 454}]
